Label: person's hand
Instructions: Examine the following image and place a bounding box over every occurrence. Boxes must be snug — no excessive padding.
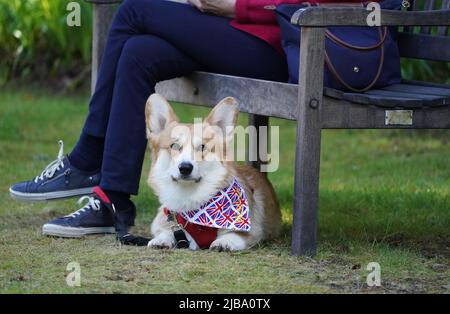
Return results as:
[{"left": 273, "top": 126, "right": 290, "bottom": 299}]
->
[{"left": 188, "top": 0, "right": 237, "bottom": 18}]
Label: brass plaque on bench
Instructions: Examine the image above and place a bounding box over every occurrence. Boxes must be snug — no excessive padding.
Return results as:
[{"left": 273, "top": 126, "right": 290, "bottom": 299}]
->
[{"left": 385, "top": 110, "right": 413, "bottom": 126}]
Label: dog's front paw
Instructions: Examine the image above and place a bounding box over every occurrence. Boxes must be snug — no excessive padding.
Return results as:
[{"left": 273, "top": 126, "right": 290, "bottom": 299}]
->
[
  {"left": 148, "top": 233, "right": 175, "bottom": 249},
  {"left": 210, "top": 234, "right": 247, "bottom": 252}
]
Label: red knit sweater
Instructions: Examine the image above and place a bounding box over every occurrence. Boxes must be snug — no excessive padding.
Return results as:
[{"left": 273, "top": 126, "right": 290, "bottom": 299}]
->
[{"left": 230, "top": 0, "right": 377, "bottom": 55}]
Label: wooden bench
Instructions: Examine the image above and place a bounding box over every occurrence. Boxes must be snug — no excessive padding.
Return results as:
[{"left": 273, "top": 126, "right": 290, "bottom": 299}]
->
[{"left": 85, "top": 0, "right": 450, "bottom": 256}]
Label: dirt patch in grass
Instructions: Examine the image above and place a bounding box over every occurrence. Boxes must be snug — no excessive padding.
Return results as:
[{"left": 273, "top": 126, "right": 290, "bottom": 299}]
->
[{"left": 380, "top": 233, "right": 450, "bottom": 259}]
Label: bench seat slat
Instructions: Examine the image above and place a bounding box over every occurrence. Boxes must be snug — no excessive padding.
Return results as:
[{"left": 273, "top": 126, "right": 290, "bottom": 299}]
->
[
  {"left": 157, "top": 72, "right": 450, "bottom": 111},
  {"left": 342, "top": 92, "right": 424, "bottom": 108},
  {"left": 382, "top": 83, "right": 450, "bottom": 97},
  {"left": 325, "top": 82, "right": 450, "bottom": 108},
  {"left": 364, "top": 89, "right": 450, "bottom": 107}
]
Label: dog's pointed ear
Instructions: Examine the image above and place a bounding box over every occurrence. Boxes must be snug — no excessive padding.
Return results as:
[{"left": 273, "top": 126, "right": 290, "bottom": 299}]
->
[
  {"left": 145, "top": 94, "right": 179, "bottom": 139},
  {"left": 206, "top": 97, "right": 239, "bottom": 138}
]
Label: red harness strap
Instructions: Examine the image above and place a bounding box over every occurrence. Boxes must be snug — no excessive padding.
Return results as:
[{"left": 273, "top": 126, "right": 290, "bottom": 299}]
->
[{"left": 164, "top": 208, "right": 218, "bottom": 250}]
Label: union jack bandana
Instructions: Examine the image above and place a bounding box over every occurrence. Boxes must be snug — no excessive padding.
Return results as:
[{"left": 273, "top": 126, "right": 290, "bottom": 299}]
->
[{"left": 178, "top": 178, "right": 251, "bottom": 232}]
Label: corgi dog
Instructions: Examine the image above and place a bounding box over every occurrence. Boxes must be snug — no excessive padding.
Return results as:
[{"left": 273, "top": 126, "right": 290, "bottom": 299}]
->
[{"left": 145, "top": 94, "right": 281, "bottom": 251}]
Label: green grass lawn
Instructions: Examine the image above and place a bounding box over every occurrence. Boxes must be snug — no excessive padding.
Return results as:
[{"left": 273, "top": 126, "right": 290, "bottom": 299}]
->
[{"left": 0, "top": 86, "right": 449, "bottom": 294}]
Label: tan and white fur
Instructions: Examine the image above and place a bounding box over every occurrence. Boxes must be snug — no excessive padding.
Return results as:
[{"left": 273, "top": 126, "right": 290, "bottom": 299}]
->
[{"left": 145, "top": 94, "right": 281, "bottom": 251}]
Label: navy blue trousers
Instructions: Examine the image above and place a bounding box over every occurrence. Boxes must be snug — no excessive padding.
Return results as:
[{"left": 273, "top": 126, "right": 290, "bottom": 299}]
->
[{"left": 82, "top": 0, "right": 288, "bottom": 195}]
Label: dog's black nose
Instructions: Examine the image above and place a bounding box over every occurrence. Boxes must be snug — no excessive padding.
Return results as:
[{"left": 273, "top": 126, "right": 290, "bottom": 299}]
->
[{"left": 179, "top": 162, "right": 193, "bottom": 176}]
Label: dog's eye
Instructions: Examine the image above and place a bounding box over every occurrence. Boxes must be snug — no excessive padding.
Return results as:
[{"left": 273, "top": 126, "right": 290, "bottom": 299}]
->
[{"left": 170, "top": 143, "right": 182, "bottom": 151}]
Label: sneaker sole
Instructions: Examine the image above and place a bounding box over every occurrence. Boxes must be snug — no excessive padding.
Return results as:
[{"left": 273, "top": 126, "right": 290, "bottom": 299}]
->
[
  {"left": 9, "top": 187, "right": 95, "bottom": 202},
  {"left": 42, "top": 224, "right": 115, "bottom": 238}
]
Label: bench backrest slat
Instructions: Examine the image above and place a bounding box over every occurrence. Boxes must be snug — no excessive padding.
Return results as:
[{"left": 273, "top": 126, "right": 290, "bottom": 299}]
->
[
  {"left": 88, "top": 0, "right": 450, "bottom": 65},
  {"left": 399, "top": 0, "right": 450, "bottom": 61},
  {"left": 437, "top": 0, "right": 450, "bottom": 36},
  {"left": 420, "top": 0, "right": 436, "bottom": 34}
]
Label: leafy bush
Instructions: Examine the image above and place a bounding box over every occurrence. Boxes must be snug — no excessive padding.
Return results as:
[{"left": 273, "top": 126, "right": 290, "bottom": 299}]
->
[{"left": 0, "top": 0, "right": 92, "bottom": 85}]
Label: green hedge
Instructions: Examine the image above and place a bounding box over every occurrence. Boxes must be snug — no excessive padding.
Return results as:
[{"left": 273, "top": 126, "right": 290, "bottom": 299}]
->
[{"left": 0, "top": 0, "right": 449, "bottom": 86}]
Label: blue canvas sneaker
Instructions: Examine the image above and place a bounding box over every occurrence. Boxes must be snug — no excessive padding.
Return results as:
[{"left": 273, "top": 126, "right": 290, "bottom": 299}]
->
[
  {"left": 9, "top": 140, "right": 100, "bottom": 201},
  {"left": 42, "top": 193, "right": 136, "bottom": 238}
]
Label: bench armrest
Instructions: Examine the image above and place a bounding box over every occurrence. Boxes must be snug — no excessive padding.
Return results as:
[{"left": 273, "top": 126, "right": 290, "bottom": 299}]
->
[{"left": 292, "top": 7, "right": 450, "bottom": 27}]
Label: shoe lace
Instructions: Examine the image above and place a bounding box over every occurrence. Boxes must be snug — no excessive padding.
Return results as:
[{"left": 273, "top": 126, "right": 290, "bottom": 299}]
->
[
  {"left": 34, "top": 140, "right": 65, "bottom": 183},
  {"left": 66, "top": 196, "right": 101, "bottom": 218}
]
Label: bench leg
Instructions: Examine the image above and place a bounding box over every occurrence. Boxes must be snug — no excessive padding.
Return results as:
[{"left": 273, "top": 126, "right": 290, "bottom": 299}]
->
[
  {"left": 291, "top": 119, "right": 321, "bottom": 256},
  {"left": 291, "top": 27, "right": 325, "bottom": 256},
  {"left": 248, "top": 114, "right": 269, "bottom": 174},
  {"left": 91, "top": 3, "right": 117, "bottom": 93}
]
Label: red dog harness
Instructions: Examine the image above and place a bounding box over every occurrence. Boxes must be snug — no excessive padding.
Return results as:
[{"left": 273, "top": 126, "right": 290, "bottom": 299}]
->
[
  {"left": 163, "top": 178, "right": 251, "bottom": 250},
  {"left": 164, "top": 208, "right": 218, "bottom": 249}
]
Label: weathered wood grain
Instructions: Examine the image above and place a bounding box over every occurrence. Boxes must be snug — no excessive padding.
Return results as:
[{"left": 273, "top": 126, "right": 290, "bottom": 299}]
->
[
  {"left": 291, "top": 7, "right": 450, "bottom": 27},
  {"left": 321, "top": 97, "right": 450, "bottom": 129},
  {"left": 247, "top": 114, "right": 269, "bottom": 174},
  {"left": 156, "top": 72, "right": 299, "bottom": 120},
  {"left": 157, "top": 72, "right": 450, "bottom": 128},
  {"left": 85, "top": 0, "right": 121, "bottom": 92},
  {"left": 383, "top": 83, "right": 450, "bottom": 97},
  {"left": 347, "top": 89, "right": 449, "bottom": 108},
  {"left": 402, "top": 79, "right": 450, "bottom": 89},
  {"left": 291, "top": 27, "right": 326, "bottom": 256}
]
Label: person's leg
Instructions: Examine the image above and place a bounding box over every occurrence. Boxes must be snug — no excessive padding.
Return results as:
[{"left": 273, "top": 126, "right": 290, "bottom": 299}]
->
[
  {"left": 118, "top": 0, "right": 287, "bottom": 81},
  {"left": 41, "top": 34, "right": 201, "bottom": 238},
  {"left": 100, "top": 35, "right": 201, "bottom": 197},
  {"left": 68, "top": 3, "right": 145, "bottom": 172},
  {"left": 99, "top": 35, "right": 201, "bottom": 237},
  {"left": 72, "top": 0, "right": 287, "bottom": 174},
  {"left": 99, "top": 0, "right": 287, "bottom": 198},
  {"left": 68, "top": 133, "right": 104, "bottom": 172},
  {"left": 20, "top": 0, "right": 287, "bottom": 238},
  {"left": 10, "top": 0, "right": 287, "bottom": 203},
  {"left": 10, "top": 0, "right": 178, "bottom": 201}
]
